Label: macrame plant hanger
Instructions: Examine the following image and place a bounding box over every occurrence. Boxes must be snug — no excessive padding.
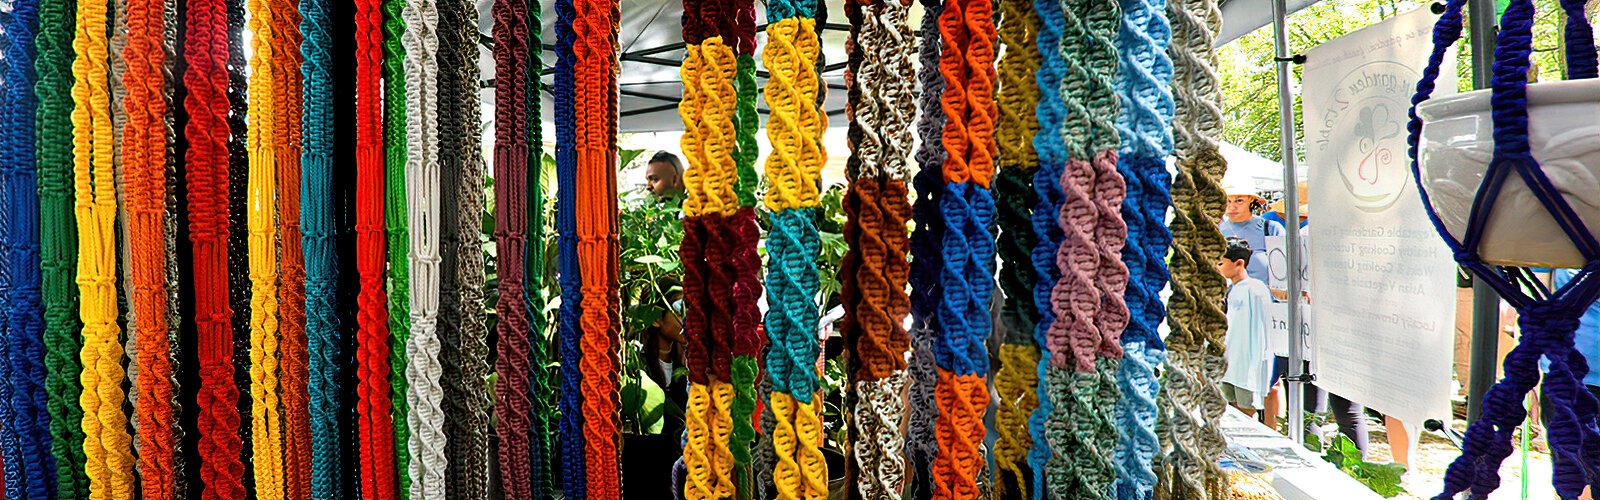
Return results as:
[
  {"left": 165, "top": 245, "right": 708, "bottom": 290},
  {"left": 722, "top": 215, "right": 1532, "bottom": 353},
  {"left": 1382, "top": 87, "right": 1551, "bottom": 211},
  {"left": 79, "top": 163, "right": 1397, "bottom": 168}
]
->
[{"left": 1408, "top": 0, "right": 1600, "bottom": 498}]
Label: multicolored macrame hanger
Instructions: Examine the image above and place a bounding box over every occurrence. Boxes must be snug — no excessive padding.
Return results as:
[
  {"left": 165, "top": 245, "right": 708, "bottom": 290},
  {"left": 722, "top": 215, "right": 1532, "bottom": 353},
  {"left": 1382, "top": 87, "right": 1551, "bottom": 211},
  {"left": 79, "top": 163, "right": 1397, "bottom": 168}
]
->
[
  {"left": 991, "top": 0, "right": 1043, "bottom": 492},
  {"left": 436, "top": 0, "right": 492, "bottom": 492},
  {"left": 841, "top": 0, "right": 914, "bottom": 495},
  {"left": 1158, "top": 0, "right": 1234, "bottom": 495},
  {"left": 907, "top": 0, "right": 948, "bottom": 494},
  {"left": 1110, "top": 0, "right": 1175, "bottom": 495}
]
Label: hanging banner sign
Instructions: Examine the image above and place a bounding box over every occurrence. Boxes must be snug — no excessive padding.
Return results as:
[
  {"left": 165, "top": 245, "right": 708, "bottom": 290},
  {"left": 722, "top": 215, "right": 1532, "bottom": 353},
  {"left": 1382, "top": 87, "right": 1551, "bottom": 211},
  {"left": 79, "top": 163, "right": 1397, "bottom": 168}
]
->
[{"left": 1303, "top": 5, "right": 1457, "bottom": 426}]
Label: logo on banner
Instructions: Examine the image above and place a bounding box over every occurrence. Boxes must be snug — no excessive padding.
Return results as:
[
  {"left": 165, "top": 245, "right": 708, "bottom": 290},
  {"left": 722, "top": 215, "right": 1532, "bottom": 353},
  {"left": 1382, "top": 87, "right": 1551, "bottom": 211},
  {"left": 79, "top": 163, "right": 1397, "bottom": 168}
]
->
[{"left": 1313, "top": 61, "right": 1418, "bottom": 213}]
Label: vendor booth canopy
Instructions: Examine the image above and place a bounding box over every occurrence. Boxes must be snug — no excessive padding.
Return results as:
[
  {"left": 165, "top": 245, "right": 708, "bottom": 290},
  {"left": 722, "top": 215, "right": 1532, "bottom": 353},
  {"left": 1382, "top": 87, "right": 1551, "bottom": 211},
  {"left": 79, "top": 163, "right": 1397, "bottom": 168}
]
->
[{"left": 477, "top": 0, "right": 1319, "bottom": 133}]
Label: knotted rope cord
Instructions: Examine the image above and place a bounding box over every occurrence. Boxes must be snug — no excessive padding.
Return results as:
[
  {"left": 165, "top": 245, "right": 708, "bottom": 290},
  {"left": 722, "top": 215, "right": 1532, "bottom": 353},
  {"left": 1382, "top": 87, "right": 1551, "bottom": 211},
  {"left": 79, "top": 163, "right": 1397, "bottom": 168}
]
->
[
  {"left": 1110, "top": 0, "right": 1174, "bottom": 493},
  {"left": 69, "top": 0, "right": 139, "bottom": 491},
  {"left": 762, "top": 0, "right": 830, "bottom": 495},
  {"left": 991, "top": 0, "right": 1041, "bottom": 491},
  {"left": 110, "top": 0, "right": 137, "bottom": 435},
  {"left": 354, "top": 0, "right": 401, "bottom": 490},
  {"left": 523, "top": 0, "right": 556, "bottom": 495},
  {"left": 573, "top": 0, "right": 624, "bottom": 489},
  {"left": 182, "top": 0, "right": 249, "bottom": 489},
  {"left": 906, "top": 0, "right": 947, "bottom": 495},
  {"left": 163, "top": 3, "right": 187, "bottom": 493},
  {"left": 678, "top": 0, "right": 743, "bottom": 493},
  {"left": 272, "top": 0, "right": 311, "bottom": 493},
  {"left": 1156, "top": 0, "right": 1231, "bottom": 495},
  {"left": 3, "top": 0, "right": 56, "bottom": 494},
  {"left": 841, "top": 0, "right": 914, "bottom": 495},
  {"left": 929, "top": 0, "right": 998, "bottom": 492},
  {"left": 245, "top": 0, "right": 289, "bottom": 494},
  {"left": 299, "top": 0, "right": 348, "bottom": 494},
  {"left": 729, "top": 0, "right": 763, "bottom": 492},
  {"left": 37, "top": 0, "right": 92, "bottom": 494},
  {"left": 552, "top": 0, "right": 590, "bottom": 490},
  {"left": 1404, "top": 0, "right": 1600, "bottom": 497},
  {"left": 436, "top": 0, "right": 490, "bottom": 491},
  {"left": 1025, "top": 0, "right": 1068, "bottom": 493},
  {"left": 491, "top": 0, "right": 537, "bottom": 489},
  {"left": 380, "top": 0, "right": 414, "bottom": 495},
  {"left": 400, "top": 0, "right": 445, "bottom": 493}
]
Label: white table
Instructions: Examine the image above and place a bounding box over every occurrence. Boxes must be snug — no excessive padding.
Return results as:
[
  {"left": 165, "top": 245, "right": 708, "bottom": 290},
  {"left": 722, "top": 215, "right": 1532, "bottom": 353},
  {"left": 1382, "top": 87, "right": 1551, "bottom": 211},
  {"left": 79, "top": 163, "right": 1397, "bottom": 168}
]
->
[{"left": 1221, "top": 407, "right": 1385, "bottom": 500}]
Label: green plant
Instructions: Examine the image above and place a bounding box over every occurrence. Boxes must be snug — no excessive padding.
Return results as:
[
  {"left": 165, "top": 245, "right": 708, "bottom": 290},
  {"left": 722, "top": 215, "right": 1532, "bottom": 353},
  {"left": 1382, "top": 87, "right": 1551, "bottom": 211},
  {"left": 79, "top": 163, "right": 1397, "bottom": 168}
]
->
[{"left": 1321, "top": 434, "right": 1408, "bottom": 497}]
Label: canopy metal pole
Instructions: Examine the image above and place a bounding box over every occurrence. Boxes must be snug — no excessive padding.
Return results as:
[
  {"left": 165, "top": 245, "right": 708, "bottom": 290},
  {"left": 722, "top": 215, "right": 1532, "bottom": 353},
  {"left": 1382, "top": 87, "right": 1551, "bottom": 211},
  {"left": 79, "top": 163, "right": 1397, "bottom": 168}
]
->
[
  {"left": 1466, "top": 0, "right": 1500, "bottom": 425},
  {"left": 1270, "top": 0, "right": 1308, "bottom": 446}
]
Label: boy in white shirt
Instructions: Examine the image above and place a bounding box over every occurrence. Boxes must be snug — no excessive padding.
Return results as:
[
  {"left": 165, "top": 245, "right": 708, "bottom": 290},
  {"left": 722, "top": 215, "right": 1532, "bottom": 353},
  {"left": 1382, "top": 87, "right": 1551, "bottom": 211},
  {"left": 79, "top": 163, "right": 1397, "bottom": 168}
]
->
[{"left": 1219, "top": 238, "right": 1275, "bottom": 416}]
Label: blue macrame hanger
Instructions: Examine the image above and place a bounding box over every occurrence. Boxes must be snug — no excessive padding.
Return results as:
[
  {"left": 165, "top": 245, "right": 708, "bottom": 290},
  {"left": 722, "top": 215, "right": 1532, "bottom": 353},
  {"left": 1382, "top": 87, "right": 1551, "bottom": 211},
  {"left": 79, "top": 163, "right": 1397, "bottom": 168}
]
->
[{"left": 1408, "top": 0, "right": 1600, "bottom": 498}]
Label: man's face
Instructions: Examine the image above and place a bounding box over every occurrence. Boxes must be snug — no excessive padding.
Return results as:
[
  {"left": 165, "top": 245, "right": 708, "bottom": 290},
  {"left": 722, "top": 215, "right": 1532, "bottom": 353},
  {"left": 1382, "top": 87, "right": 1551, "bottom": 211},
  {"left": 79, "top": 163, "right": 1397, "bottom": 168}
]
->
[
  {"left": 1225, "top": 195, "right": 1255, "bottom": 222},
  {"left": 646, "top": 160, "right": 683, "bottom": 198}
]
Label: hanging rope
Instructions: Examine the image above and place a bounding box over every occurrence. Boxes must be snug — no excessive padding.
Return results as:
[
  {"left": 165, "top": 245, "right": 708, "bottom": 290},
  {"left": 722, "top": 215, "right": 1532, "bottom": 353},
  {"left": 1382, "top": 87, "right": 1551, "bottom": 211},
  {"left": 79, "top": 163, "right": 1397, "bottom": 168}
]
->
[
  {"left": 525, "top": 0, "right": 556, "bottom": 494},
  {"left": 355, "top": 0, "right": 400, "bottom": 490},
  {"left": 400, "top": 0, "right": 445, "bottom": 494},
  {"left": 760, "top": 0, "right": 830, "bottom": 495},
  {"left": 182, "top": 0, "right": 248, "bottom": 490},
  {"left": 1158, "top": 0, "right": 1231, "bottom": 494},
  {"left": 70, "top": 0, "right": 138, "bottom": 492},
  {"left": 906, "top": 0, "right": 947, "bottom": 495},
  {"left": 3, "top": 0, "right": 56, "bottom": 495},
  {"left": 437, "top": 0, "right": 490, "bottom": 491},
  {"left": 842, "top": 0, "right": 914, "bottom": 495},
  {"left": 491, "top": 0, "right": 537, "bottom": 489},
  {"left": 273, "top": 0, "right": 311, "bottom": 493},
  {"left": 1047, "top": 0, "right": 1128, "bottom": 496},
  {"left": 553, "top": 0, "right": 590, "bottom": 491},
  {"left": 573, "top": 0, "right": 623, "bottom": 491},
  {"left": 1110, "top": 0, "right": 1174, "bottom": 494},
  {"left": 380, "top": 0, "right": 414, "bottom": 496},
  {"left": 224, "top": 0, "right": 255, "bottom": 479},
  {"left": 1, "top": 16, "right": 23, "bottom": 500},
  {"left": 927, "top": 0, "right": 998, "bottom": 493},
  {"left": 37, "top": 0, "right": 91, "bottom": 492},
  {"left": 245, "top": 0, "right": 288, "bottom": 493},
  {"left": 991, "top": 0, "right": 1041, "bottom": 491},
  {"left": 299, "top": 0, "right": 347, "bottom": 494}
]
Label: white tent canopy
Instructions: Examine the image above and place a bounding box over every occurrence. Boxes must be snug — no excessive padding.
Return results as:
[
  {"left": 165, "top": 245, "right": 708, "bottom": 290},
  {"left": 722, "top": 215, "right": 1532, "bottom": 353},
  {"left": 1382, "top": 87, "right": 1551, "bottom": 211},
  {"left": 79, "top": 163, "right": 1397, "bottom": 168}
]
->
[
  {"left": 1220, "top": 141, "right": 1304, "bottom": 193},
  {"left": 477, "top": 0, "right": 1320, "bottom": 134}
]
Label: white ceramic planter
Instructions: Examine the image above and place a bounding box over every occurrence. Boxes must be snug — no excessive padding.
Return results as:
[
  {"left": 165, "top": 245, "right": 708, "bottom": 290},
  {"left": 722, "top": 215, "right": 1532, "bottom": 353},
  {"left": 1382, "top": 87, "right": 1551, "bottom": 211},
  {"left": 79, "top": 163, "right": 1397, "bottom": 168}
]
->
[{"left": 1416, "top": 79, "right": 1600, "bottom": 268}]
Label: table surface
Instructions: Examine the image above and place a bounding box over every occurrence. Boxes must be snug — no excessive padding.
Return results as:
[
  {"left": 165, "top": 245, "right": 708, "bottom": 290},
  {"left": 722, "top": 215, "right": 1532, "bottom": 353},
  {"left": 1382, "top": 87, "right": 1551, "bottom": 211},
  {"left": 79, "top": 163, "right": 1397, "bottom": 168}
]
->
[{"left": 1221, "top": 407, "right": 1385, "bottom": 500}]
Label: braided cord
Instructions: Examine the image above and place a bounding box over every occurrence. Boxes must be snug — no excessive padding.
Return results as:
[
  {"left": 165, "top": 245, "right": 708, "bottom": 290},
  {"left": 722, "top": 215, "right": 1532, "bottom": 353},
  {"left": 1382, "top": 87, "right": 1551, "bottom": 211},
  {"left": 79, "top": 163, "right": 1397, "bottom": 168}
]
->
[
  {"left": 299, "top": 0, "right": 347, "bottom": 493},
  {"left": 1110, "top": 0, "right": 1174, "bottom": 493},
  {"left": 69, "top": 0, "right": 138, "bottom": 492},
  {"left": 762, "top": 0, "right": 829, "bottom": 494},
  {"left": 573, "top": 0, "right": 623, "bottom": 489},
  {"left": 905, "top": 0, "right": 947, "bottom": 495},
  {"left": 553, "top": 0, "right": 589, "bottom": 488},
  {"left": 1157, "top": 0, "right": 1230, "bottom": 494},
  {"left": 400, "top": 0, "right": 445, "bottom": 493},
  {"left": 436, "top": 0, "right": 490, "bottom": 491},
  {"left": 182, "top": 0, "right": 248, "bottom": 489},
  {"left": 354, "top": 0, "right": 400, "bottom": 490},
  {"left": 491, "top": 0, "right": 536, "bottom": 489},
  {"left": 272, "top": 0, "right": 311, "bottom": 492},
  {"left": 842, "top": 0, "right": 914, "bottom": 496},
  {"left": 930, "top": 0, "right": 998, "bottom": 492},
  {"left": 380, "top": 0, "right": 414, "bottom": 494},
  {"left": 991, "top": 0, "right": 1041, "bottom": 491},
  {"left": 245, "top": 0, "right": 288, "bottom": 495},
  {"left": 223, "top": 0, "right": 254, "bottom": 478},
  {"left": 5, "top": 0, "right": 57, "bottom": 493},
  {"left": 524, "top": 0, "right": 556, "bottom": 495},
  {"left": 5, "top": 0, "right": 58, "bottom": 495}
]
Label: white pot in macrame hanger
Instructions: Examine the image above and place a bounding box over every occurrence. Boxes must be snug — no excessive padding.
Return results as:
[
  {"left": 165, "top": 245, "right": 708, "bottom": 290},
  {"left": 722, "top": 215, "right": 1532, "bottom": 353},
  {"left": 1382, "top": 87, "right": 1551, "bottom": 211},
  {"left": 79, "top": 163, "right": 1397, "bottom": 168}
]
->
[{"left": 1416, "top": 79, "right": 1600, "bottom": 268}]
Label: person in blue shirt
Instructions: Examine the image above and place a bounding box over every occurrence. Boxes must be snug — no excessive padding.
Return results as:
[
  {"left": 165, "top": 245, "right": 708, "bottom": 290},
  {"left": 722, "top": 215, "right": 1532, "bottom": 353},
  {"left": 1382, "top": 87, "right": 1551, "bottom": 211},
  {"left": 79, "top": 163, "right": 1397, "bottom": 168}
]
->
[{"left": 1218, "top": 179, "right": 1285, "bottom": 285}]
